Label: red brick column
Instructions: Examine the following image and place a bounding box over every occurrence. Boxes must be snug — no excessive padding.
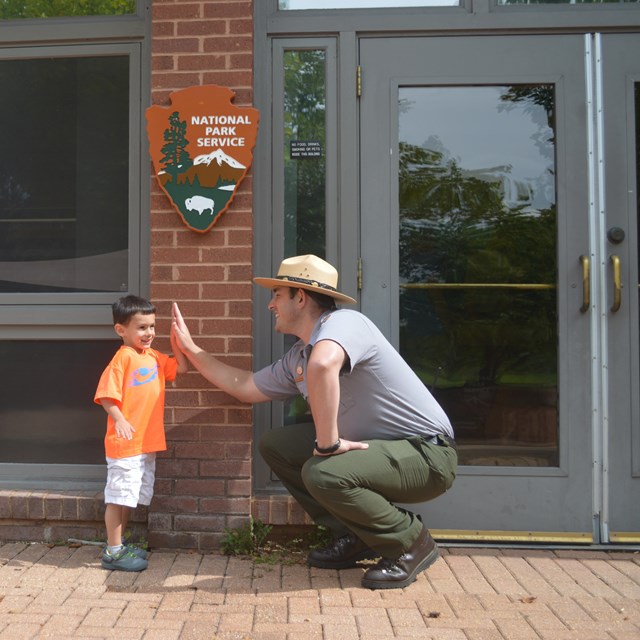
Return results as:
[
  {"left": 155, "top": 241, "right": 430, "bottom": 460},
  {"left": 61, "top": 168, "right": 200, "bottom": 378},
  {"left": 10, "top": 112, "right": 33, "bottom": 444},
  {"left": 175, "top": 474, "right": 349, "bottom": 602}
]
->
[{"left": 148, "top": 0, "right": 254, "bottom": 551}]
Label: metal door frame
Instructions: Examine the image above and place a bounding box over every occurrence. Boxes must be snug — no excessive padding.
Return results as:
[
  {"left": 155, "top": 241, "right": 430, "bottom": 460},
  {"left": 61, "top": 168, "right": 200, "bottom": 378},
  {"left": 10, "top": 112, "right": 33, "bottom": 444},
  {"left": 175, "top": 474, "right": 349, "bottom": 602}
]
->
[
  {"left": 253, "top": 3, "right": 640, "bottom": 544},
  {"left": 358, "top": 34, "right": 595, "bottom": 541}
]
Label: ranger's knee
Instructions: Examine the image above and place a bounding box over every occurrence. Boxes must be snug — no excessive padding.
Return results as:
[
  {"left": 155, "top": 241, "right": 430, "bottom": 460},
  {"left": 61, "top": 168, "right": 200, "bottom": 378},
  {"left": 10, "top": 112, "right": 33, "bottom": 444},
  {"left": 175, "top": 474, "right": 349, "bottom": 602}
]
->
[{"left": 302, "top": 458, "right": 342, "bottom": 494}]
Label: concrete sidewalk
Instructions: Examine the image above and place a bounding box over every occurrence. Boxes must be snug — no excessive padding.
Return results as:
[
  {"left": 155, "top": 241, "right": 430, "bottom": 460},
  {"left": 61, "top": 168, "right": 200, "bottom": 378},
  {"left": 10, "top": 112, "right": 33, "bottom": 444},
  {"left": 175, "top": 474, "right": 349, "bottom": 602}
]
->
[{"left": 1, "top": 541, "right": 639, "bottom": 639}]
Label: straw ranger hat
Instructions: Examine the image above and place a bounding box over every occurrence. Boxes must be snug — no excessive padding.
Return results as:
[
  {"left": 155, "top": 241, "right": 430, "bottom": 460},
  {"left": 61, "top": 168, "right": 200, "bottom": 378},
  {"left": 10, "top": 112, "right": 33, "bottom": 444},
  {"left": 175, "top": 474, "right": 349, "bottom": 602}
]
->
[{"left": 253, "top": 254, "right": 356, "bottom": 304}]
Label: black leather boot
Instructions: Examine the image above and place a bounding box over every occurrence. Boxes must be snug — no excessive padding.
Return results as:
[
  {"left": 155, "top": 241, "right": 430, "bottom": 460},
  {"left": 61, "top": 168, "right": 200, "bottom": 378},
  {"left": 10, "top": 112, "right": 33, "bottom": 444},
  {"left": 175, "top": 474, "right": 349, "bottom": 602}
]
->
[
  {"left": 307, "top": 532, "right": 378, "bottom": 569},
  {"left": 361, "top": 526, "right": 440, "bottom": 589}
]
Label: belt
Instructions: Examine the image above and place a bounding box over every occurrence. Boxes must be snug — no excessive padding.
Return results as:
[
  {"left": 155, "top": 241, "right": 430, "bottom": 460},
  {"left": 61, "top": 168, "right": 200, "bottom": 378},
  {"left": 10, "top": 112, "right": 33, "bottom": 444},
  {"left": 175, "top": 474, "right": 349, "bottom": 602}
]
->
[{"left": 425, "top": 434, "right": 457, "bottom": 451}]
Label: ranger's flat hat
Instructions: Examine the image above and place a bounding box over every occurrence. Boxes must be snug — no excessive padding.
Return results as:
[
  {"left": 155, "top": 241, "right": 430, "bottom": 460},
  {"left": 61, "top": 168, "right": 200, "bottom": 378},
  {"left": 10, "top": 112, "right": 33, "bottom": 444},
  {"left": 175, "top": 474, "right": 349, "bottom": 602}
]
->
[{"left": 253, "top": 254, "right": 356, "bottom": 304}]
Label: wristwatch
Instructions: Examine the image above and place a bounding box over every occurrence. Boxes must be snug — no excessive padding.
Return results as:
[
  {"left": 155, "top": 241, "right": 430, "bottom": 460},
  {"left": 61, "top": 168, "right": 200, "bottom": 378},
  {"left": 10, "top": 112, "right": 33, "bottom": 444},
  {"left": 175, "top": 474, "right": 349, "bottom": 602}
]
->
[{"left": 314, "top": 438, "right": 341, "bottom": 454}]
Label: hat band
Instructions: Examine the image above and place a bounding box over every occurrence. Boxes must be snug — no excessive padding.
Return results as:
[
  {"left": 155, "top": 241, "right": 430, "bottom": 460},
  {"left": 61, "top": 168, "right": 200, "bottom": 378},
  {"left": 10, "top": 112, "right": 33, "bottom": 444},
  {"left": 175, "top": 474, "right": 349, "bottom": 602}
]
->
[{"left": 275, "top": 275, "right": 337, "bottom": 292}]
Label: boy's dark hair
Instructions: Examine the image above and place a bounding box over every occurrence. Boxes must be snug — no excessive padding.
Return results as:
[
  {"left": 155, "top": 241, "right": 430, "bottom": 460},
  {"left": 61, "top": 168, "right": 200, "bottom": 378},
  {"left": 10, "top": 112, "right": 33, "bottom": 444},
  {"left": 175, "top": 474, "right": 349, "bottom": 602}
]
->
[
  {"left": 289, "top": 287, "right": 338, "bottom": 312},
  {"left": 112, "top": 295, "right": 156, "bottom": 326}
]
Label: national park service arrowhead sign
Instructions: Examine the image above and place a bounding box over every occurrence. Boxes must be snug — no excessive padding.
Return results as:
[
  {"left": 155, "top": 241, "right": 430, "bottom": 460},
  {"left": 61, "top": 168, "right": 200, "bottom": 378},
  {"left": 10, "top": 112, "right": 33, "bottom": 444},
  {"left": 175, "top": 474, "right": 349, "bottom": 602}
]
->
[{"left": 146, "top": 85, "right": 259, "bottom": 233}]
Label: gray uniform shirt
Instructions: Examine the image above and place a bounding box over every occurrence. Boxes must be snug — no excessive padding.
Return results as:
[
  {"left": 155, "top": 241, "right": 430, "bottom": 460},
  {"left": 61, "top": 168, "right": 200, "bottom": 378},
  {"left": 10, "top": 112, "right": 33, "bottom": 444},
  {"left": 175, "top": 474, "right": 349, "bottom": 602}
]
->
[{"left": 253, "top": 309, "right": 454, "bottom": 441}]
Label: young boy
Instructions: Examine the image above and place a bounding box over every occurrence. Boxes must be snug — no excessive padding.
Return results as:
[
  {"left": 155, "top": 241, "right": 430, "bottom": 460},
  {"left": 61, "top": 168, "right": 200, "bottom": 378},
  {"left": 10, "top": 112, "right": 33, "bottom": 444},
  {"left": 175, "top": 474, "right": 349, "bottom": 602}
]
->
[{"left": 95, "top": 295, "right": 188, "bottom": 572}]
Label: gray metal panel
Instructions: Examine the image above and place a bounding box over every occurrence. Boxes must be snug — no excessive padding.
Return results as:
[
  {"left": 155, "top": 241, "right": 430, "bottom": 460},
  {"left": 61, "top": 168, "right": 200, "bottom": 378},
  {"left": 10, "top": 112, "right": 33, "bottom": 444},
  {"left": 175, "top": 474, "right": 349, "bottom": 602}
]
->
[
  {"left": 265, "top": 1, "right": 640, "bottom": 34},
  {"left": 252, "top": 1, "right": 275, "bottom": 359},
  {"left": 337, "top": 32, "right": 360, "bottom": 304},
  {"left": 252, "top": 1, "right": 278, "bottom": 493},
  {"left": 0, "top": 463, "right": 106, "bottom": 490},
  {"left": 137, "top": 4, "right": 153, "bottom": 299}
]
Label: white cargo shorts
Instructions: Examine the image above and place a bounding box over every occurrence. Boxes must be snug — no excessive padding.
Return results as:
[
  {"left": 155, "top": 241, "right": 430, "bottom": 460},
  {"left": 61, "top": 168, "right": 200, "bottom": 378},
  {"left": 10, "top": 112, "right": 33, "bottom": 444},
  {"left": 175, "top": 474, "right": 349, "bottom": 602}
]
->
[{"left": 104, "top": 452, "right": 156, "bottom": 508}]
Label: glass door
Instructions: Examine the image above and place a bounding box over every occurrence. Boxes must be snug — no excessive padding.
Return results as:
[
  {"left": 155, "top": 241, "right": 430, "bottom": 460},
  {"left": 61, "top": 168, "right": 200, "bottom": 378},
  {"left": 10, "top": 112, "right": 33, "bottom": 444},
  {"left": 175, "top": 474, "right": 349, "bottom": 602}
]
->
[
  {"left": 360, "top": 35, "right": 595, "bottom": 540},
  {"left": 600, "top": 34, "right": 640, "bottom": 543}
]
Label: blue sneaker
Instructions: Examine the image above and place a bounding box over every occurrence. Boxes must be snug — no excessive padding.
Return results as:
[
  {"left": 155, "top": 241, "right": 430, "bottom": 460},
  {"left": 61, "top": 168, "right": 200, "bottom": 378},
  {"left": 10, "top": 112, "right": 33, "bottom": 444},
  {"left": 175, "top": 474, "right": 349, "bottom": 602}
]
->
[
  {"left": 126, "top": 544, "right": 150, "bottom": 560},
  {"left": 101, "top": 547, "right": 148, "bottom": 572}
]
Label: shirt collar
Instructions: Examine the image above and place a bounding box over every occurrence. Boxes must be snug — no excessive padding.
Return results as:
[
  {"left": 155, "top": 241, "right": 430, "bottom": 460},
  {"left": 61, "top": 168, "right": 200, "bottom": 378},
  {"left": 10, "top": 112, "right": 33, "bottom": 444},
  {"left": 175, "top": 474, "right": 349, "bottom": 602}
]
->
[{"left": 309, "top": 310, "right": 334, "bottom": 346}]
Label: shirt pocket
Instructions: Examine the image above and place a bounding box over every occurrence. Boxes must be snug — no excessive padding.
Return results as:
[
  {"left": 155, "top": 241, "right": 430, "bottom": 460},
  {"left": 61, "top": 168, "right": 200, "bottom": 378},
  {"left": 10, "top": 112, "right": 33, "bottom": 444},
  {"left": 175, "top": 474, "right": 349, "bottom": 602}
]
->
[{"left": 338, "top": 385, "right": 356, "bottom": 412}]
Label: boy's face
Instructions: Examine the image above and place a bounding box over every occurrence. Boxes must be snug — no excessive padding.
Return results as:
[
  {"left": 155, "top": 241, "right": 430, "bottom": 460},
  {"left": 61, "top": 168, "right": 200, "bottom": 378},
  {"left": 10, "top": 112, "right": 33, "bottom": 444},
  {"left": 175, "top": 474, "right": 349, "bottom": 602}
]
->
[{"left": 115, "top": 312, "right": 156, "bottom": 351}]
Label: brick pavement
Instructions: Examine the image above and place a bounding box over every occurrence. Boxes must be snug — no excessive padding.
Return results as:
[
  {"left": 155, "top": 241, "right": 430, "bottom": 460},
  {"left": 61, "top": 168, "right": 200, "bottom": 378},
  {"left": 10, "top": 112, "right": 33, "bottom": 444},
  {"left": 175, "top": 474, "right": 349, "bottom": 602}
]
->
[{"left": 1, "top": 542, "right": 639, "bottom": 639}]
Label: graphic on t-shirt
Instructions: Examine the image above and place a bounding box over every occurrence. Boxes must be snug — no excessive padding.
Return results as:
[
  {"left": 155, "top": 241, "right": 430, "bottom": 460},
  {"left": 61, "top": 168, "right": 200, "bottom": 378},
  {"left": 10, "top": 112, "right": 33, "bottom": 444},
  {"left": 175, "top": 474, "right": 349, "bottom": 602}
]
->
[{"left": 131, "top": 365, "right": 158, "bottom": 387}]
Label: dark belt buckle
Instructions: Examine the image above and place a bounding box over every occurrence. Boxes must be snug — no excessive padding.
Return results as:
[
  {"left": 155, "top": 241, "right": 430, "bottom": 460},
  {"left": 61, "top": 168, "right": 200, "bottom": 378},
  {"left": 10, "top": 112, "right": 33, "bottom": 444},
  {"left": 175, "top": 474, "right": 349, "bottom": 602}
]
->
[{"left": 437, "top": 434, "right": 457, "bottom": 451}]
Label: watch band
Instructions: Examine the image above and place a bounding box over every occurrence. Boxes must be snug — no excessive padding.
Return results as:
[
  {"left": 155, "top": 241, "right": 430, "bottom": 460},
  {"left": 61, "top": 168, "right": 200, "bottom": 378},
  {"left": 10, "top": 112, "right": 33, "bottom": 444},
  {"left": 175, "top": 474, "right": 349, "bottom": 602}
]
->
[{"left": 314, "top": 438, "right": 341, "bottom": 454}]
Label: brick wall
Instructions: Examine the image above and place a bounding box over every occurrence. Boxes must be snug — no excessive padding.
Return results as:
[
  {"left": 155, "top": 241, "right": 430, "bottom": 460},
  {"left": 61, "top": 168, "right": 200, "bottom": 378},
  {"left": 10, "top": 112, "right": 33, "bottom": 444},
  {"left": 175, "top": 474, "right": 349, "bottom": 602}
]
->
[
  {"left": 149, "top": 0, "right": 256, "bottom": 551},
  {"left": 0, "top": 0, "right": 314, "bottom": 551},
  {"left": 0, "top": 491, "right": 147, "bottom": 545}
]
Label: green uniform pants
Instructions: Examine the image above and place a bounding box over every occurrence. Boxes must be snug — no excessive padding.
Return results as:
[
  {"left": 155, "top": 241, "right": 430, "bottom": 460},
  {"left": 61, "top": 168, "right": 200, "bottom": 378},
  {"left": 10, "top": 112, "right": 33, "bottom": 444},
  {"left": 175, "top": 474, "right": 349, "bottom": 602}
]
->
[{"left": 259, "top": 423, "right": 457, "bottom": 558}]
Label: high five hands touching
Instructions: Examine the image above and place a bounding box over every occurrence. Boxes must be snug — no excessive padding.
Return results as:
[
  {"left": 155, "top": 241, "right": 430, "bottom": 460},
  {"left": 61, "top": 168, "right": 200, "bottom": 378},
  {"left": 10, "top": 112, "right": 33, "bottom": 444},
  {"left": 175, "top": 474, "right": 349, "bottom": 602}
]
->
[{"left": 171, "top": 303, "right": 195, "bottom": 355}]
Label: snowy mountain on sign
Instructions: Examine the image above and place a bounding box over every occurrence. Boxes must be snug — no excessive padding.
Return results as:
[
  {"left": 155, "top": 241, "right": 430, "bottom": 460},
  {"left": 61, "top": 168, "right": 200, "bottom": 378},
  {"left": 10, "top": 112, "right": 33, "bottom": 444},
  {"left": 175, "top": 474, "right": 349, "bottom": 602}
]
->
[{"left": 194, "top": 148, "right": 246, "bottom": 169}]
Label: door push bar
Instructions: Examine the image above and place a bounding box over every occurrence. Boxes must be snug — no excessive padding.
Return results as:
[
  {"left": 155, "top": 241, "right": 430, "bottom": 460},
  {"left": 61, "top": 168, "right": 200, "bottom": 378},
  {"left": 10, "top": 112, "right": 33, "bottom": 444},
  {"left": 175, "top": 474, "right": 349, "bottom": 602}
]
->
[
  {"left": 579, "top": 255, "right": 590, "bottom": 313},
  {"left": 579, "top": 254, "right": 622, "bottom": 313},
  {"left": 610, "top": 255, "right": 621, "bottom": 313}
]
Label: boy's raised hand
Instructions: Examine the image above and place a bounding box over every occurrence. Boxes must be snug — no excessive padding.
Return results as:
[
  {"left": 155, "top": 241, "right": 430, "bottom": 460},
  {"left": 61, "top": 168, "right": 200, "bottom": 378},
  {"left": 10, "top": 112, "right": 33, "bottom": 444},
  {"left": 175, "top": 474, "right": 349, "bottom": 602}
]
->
[{"left": 171, "top": 302, "right": 195, "bottom": 353}]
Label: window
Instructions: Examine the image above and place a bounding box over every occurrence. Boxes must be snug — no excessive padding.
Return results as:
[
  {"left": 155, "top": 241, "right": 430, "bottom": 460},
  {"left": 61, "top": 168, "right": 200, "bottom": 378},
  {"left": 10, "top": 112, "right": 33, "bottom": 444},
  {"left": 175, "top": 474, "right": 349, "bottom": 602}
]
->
[
  {"left": 253, "top": 39, "right": 337, "bottom": 491},
  {"left": 0, "top": 0, "right": 136, "bottom": 19},
  {"left": 0, "top": 55, "right": 130, "bottom": 295},
  {"left": 0, "top": 2, "right": 150, "bottom": 488},
  {"left": 283, "top": 49, "right": 327, "bottom": 259},
  {"left": 0, "top": 340, "right": 119, "bottom": 466}
]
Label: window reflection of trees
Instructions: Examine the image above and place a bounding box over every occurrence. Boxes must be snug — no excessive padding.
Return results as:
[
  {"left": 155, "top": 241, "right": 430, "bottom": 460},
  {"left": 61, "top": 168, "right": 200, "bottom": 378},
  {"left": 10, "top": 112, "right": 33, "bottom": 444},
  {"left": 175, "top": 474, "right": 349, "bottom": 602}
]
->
[
  {"left": 399, "top": 85, "right": 559, "bottom": 465},
  {"left": 283, "top": 50, "right": 326, "bottom": 259},
  {"left": 0, "top": 0, "right": 136, "bottom": 19},
  {"left": 282, "top": 49, "right": 328, "bottom": 424}
]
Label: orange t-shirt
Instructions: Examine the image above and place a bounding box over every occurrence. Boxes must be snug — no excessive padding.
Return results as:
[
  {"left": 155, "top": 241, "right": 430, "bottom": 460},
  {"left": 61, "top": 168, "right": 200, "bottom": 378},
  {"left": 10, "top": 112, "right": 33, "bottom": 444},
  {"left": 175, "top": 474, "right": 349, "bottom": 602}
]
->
[{"left": 94, "top": 345, "right": 178, "bottom": 459}]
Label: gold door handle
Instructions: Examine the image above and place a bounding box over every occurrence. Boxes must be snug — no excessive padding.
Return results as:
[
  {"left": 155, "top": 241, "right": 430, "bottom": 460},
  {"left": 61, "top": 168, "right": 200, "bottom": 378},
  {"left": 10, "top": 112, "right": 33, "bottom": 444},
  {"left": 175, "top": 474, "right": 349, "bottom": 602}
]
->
[
  {"left": 579, "top": 255, "right": 589, "bottom": 313},
  {"left": 610, "top": 254, "right": 621, "bottom": 312}
]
